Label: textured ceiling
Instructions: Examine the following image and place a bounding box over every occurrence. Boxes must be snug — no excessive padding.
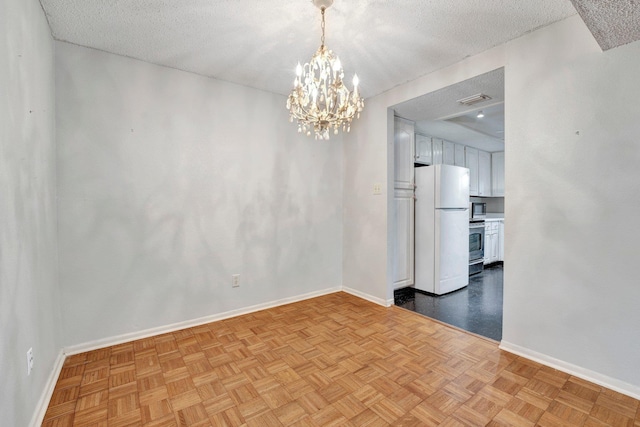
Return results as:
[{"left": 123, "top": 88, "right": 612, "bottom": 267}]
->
[
  {"left": 570, "top": 0, "right": 640, "bottom": 51},
  {"left": 39, "top": 0, "right": 578, "bottom": 98}
]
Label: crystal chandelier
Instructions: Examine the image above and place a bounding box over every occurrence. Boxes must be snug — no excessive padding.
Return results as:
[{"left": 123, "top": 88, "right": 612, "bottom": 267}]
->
[{"left": 286, "top": 0, "right": 364, "bottom": 140}]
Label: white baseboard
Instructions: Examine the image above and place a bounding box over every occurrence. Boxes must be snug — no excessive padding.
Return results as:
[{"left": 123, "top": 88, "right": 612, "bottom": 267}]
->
[
  {"left": 342, "top": 286, "right": 392, "bottom": 307},
  {"left": 29, "top": 349, "right": 65, "bottom": 427},
  {"left": 500, "top": 341, "right": 640, "bottom": 400},
  {"left": 64, "top": 286, "right": 342, "bottom": 356}
]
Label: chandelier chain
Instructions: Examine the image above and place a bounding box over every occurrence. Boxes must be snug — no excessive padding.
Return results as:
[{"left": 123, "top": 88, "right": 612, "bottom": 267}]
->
[{"left": 320, "top": 8, "right": 325, "bottom": 47}]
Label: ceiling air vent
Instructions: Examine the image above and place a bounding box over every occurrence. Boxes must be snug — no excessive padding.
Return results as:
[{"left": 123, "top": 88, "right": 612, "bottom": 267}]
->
[{"left": 456, "top": 93, "right": 492, "bottom": 106}]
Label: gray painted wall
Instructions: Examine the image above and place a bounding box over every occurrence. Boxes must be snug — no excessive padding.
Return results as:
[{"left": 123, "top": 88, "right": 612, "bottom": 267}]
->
[
  {"left": 503, "top": 16, "right": 640, "bottom": 390},
  {"left": 341, "top": 96, "right": 391, "bottom": 303},
  {"left": 55, "top": 42, "right": 343, "bottom": 347},
  {"left": 0, "top": 0, "right": 61, "bottom": 425},
  {"left": 345, "top": 15, "right": 640, "bottom": 392}
]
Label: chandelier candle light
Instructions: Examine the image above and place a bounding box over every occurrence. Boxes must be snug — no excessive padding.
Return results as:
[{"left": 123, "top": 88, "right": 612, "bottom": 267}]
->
[{"left": 286, "top": 0, "right": 364, "bottom": 140}]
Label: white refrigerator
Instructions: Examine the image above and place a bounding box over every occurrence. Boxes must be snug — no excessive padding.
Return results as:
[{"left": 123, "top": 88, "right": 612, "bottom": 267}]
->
[{"left": 415, "top": 164, "right": 470, "bottom": 295}]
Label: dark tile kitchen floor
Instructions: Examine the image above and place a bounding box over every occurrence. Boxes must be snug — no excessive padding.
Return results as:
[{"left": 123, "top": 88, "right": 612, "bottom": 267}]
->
[{"left": 394, "top": 264, "right": 503, "bottom": 341}]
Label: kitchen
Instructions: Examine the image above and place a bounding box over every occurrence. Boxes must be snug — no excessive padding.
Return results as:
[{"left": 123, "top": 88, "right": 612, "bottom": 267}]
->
[{"left": 391, "top": 68, "right": 505, "bottom": 341}]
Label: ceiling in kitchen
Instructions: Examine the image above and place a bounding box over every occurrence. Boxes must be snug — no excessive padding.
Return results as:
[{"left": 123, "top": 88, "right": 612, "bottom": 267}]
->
[
  {"left": 39, "top": 0, "right": 578, "bottom": 98},
  {"left": 393, "top": 69, "right": 504, "bottom": 123},
  {"left": 394, "top": 69, "right": 506, "bottom": 152}
]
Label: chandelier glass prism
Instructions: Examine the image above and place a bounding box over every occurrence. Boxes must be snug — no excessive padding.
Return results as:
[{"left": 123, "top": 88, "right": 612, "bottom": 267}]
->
[{"left": 286, "top": 0, "right": 364, "bottom": 140}]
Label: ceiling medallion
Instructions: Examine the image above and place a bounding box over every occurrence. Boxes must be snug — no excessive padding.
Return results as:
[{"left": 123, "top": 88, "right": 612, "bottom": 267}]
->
[{"left": 286, "top": 0, "right": 364, "bottom": 140}]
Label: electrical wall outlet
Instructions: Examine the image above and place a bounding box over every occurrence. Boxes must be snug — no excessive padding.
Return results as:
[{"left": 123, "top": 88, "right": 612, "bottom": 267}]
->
[
  {"left": 232, "top": 274, "right": 240, "bottom": 288},
  {"left": 373, "top": 183, "right": 382, "bottom": 195},
  {"left": 26, "top": 348, "right": 33, "bottom": 376}
]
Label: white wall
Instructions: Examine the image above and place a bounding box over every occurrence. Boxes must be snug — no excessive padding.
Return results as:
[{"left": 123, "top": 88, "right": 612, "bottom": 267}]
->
[
  {"left": 55, "top": 42, "right": 343, "bottom": 347},
  {"left": 341, "top": 97, "right": 392, "bottom": 304},
  {"left": 344, "top": 15, "right": 640, "bottom": 394},
  {"left": 503, "top": 16, "right": 640, "bottom": 393},
  {"left": 0, "top": 0, "right": 61, "bottom": 425}
]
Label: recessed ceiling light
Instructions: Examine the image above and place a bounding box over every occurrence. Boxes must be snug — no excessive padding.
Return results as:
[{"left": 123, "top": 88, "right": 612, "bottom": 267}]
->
[{"left": 476, "top": 111, "right": 485, "bottom": 118}]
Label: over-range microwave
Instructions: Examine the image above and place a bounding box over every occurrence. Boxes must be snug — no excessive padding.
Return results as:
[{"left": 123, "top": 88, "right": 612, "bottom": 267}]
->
[{"left": 470, "top": 202, "right": 487, "bottom": 219}]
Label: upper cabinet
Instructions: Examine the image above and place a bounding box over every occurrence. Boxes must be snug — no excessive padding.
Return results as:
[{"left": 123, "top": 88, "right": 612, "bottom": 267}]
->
[
  {"left": 415, "top": 136, "right": 459, "bottom": 167},
  {"left": 454, "top": 144, "right": 465, "bottom": 167},
  {"left": 465, "top": 147, "right": 479, "bottom": 196},
  {"left": 394, "top": 117, "right": 415, "bottom": 189},
  {"left": 492, "top": 151, "right": 505, "bottom": 197},
  {"left": 478, "top": 150, "right": 491, "bottom": 197},
  {"left": 443, "top": 141, "right": 455, "bottom": 166},
  {"left": 415, "top": 134, "right": 432, "bottom": 165},
  {"left": 432, "top": 138, "right": 443, "bottom": 165},
  {"left": 411, "top": 130, "right": 505, "bottom": 197}
]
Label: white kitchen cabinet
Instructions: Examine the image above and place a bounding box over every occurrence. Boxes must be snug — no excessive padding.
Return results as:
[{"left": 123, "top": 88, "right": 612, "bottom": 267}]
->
[
  {"left": 490, "top": 233, "right": 499, "bottom": 264},
  {"left": 443, "top": 140, "right": 455, "bottom": 165},
  {"left": 393, "top": 188, "right": 414, "bottom": 289},
  {"left": 499, "top": 220, "right": 504, "bottom": 261},
  {"left": 490, "top": 222, "right": 499, "bottom": 263},
  {"left": 394, "top": 117, "right": 415, "bottom": 190},
  {"left": 432, "top": 138, "right": 443, "bottom": 165},
  {"left": 393, "top": 117, "right": 415, "bottom": 290},
  {"left": 465, "top": 147, "right": 479, "bottom": 196},
  {"left": 484, "top": 220, "right": 503, "bottom": 265},
  {"left": 484, "top": 223, "right": 492, "bottom": 264},
  {"left": 415, "top": 133, "right": 432, "bottom": 165},
  {"left": 478, "top": 150, "right": 491, "bottom": 196},
  {"left": 492, "top": 151, "right": 505, "bottom": 197},
  {"left": 454, "top": 143, "right": 465, "bottom": 167}
]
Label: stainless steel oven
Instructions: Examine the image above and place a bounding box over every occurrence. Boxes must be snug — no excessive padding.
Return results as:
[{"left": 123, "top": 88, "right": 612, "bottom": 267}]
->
[{"left": 469, "top": 220, "right": 485, "bottom": 275}]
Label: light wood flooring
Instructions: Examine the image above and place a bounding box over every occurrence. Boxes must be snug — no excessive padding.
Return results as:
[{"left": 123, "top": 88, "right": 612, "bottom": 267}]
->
[{"left": 42, "top": 292, "right": 640, "bottom": 426}]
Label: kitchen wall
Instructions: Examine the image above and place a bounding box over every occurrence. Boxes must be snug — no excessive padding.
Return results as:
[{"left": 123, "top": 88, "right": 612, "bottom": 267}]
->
[
  {"left": 345, "top": 15, "right": 640, "bottom": 395},
  {"left": 55, "top": 42, "right": 343, "bottom": 348},
  {"left": 0, "top": 0, "right": 61, "bottom": 424}
]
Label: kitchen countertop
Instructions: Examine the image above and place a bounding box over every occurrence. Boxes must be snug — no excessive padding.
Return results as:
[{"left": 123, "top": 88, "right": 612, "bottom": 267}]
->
[{"left": 484, "top": 214, "right": 504, "bottom": 221}]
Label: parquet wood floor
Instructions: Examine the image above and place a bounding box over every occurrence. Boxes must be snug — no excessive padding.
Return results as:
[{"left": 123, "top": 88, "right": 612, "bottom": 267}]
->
[{"left": 43, "top": 292, "right": 640, "bottom": 426}]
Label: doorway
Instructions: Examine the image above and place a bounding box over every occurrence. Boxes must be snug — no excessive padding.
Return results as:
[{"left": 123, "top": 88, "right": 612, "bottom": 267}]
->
[{"left": 390, "top": 68, "right": 505, "bottom": 341}]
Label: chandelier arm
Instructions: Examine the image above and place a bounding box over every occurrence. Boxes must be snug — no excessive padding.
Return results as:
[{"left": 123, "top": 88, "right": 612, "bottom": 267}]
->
[
  {"left": 291, "top": 105, "right": 313, "bottom": 121},
  {"left": 323, "top": 86, "right": 346, "bottom": 120},
  {"left": 292, "top": 87, "right": 357, "bottom": 123},
  {"left": 289, "top": 93, "right": 316, "bottom": 121}
]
